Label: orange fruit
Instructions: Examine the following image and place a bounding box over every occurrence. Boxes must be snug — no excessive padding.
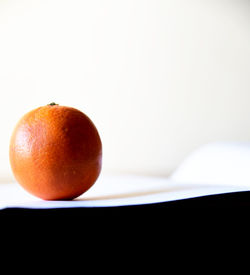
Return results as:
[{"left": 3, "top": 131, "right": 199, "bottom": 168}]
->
[{"left": 9, "top": 103, "right": 102, "bottom": 200}]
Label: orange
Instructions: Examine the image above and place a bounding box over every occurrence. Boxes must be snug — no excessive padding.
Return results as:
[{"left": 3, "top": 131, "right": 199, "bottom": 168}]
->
[{"left": 9, "top": 103, "right": 102, "bottom": 200}]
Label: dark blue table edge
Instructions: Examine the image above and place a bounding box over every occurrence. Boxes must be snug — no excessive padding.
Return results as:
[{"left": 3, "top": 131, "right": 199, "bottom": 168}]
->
[{"left": 2, "top": 191, "right": 250, "bottom": 242}]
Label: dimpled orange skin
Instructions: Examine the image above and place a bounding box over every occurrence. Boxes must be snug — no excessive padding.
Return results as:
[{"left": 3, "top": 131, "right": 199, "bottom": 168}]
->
[{"left": 9, "top": 104, "right": 102, "bottom": 200}]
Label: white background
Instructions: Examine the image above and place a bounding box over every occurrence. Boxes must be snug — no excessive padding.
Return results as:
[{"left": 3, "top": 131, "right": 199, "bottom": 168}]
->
[{"left": 0, "top": 0, "right": 250, "bottom": 180}]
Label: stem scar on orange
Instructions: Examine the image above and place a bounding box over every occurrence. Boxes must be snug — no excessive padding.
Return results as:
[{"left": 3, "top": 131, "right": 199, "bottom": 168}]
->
[{"left": 9, "top": 103, "right": 102, "bottom": 200}]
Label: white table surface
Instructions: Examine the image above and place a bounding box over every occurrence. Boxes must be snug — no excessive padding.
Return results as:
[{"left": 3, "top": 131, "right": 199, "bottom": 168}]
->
[{"left": 0, "top": 174, "right": 249, "bottom": 209}]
